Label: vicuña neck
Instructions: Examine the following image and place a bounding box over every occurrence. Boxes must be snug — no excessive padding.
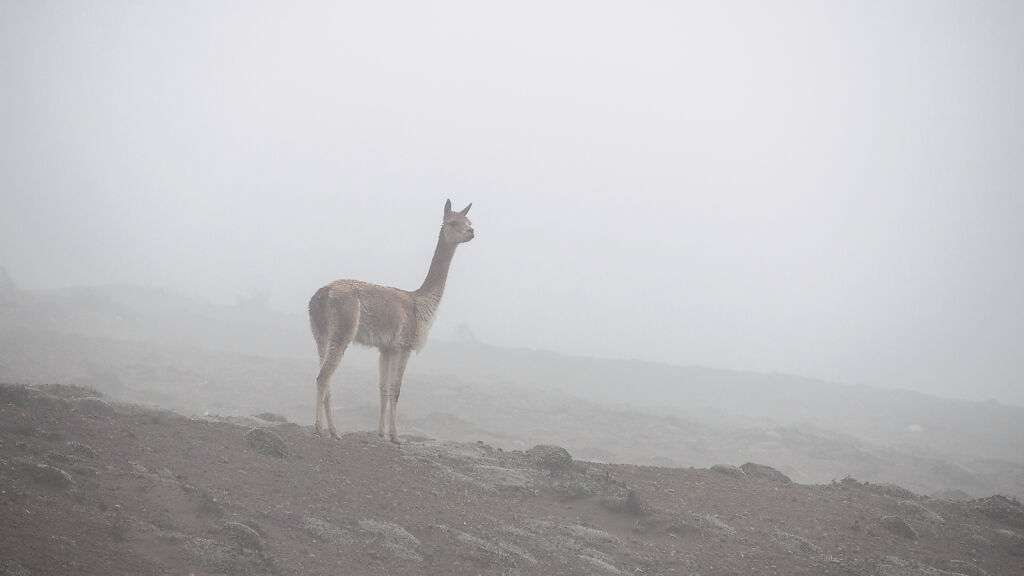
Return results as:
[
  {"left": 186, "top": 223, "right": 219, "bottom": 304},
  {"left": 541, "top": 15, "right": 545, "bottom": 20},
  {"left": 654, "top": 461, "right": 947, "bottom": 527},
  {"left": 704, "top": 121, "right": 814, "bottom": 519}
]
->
[{"left": 414, "top": 231, "right": 458, "bottom": 299}]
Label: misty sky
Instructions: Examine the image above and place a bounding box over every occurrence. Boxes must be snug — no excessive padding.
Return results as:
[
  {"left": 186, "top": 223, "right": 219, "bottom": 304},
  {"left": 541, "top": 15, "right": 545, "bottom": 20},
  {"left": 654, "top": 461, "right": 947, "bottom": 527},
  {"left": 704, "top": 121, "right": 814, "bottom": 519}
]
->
[{"left": 2, "top": 2, "right": 1022, "bottom": 405}]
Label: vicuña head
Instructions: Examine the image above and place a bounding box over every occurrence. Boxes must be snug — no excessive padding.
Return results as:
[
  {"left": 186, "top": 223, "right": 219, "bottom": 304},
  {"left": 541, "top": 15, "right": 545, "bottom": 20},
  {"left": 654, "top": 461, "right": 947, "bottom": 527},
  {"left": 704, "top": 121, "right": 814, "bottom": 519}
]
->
[
  {"left": 441, "top": 199, "right": 475, "bottom": 244},
  {"left": 308, "top": 199, "right": 474, "bottom": 443}
]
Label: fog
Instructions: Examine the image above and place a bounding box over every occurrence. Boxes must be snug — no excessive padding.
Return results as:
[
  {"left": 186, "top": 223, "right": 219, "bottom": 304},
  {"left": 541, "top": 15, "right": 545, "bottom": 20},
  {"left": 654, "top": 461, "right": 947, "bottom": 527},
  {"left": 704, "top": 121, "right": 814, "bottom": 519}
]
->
[{"left": 2, "top": 2, "right": 1022, "bottom": 406}]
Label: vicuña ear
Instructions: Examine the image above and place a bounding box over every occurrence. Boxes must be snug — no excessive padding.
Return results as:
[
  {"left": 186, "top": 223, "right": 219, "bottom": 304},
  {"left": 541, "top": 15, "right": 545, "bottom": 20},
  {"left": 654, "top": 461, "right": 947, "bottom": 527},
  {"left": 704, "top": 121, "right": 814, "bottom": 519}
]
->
[
  {"left": 444, "top": 199, "right": 452, "bottom": 215},
  {"left": 460, "top": 203, "right": 472, "bottom": 216}
]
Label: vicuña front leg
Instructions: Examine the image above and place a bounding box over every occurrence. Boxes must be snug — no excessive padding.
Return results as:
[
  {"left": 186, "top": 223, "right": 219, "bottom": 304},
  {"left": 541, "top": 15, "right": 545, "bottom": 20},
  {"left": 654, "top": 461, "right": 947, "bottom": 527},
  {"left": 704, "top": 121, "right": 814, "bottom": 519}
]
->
[
  {"left": 377, "top": 351, "right": 394, "bottom": 438},
  {"left": 388, "top": 350, "right": 412, "bottom": 444}
]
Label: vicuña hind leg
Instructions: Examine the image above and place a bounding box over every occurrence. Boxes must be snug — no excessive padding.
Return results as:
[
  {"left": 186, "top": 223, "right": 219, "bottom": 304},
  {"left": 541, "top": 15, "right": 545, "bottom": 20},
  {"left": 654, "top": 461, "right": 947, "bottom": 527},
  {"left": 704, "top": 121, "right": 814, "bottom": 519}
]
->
[
  {"left": 315, "top": 343, "right": 346, "bottom": 439},
  {"left": 387, "top": 350, "right": 412, "bottom": 444},
  {"left": 322, "top": 376, "right": 343, "bottom": 439},
  {"left": 314, "top": 299, "right": 358, "bottom": 439}
]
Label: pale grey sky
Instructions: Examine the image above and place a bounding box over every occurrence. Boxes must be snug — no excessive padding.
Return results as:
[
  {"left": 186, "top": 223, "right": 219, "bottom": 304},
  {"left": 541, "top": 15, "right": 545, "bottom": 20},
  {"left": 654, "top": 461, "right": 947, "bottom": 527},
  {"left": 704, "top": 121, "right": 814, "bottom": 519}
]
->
[{"left": 2, "top": 1, "right": 1022, "bottom": 404}]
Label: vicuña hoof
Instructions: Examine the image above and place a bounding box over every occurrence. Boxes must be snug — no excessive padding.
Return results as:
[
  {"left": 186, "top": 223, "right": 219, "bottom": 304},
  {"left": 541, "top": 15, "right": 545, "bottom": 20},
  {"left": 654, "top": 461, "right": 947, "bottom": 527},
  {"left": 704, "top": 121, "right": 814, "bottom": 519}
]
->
[{"left": 389, "top": 435, "right": 405, "bottom": 445}]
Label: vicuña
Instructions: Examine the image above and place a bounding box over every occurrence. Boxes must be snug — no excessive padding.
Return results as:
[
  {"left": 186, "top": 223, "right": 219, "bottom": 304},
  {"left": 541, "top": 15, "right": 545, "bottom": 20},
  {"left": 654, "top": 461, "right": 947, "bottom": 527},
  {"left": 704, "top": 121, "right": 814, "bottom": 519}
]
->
[{"left": 308, "top": 199, "right": 474, "bottom": 443}]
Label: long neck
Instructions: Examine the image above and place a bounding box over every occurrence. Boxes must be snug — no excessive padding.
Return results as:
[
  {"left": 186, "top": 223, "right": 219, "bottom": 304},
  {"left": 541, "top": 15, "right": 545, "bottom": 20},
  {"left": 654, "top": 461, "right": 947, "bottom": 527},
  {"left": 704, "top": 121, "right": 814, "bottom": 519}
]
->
[{"left": 414, "top": 231, "right": 457, "bottom": 299}]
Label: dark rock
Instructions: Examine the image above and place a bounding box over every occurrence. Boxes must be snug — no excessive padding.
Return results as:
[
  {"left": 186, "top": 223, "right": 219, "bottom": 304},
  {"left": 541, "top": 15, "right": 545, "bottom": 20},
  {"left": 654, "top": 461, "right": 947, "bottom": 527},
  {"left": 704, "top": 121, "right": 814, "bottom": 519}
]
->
[
  {"left": 23, "top": 462, "right": 74, "bottom": 489},
  {"left": 0, "top": 383, "right": 31, "bottom": 405},
  {"left": 711, "top": 464, "right": 747, "bottom": 479},
  {"left": 897, "top": 500, "right": 944, "bottom": 524},
  {"left": 71, "top": 396, "right": 116, "bottom": 418},
  {"left": 949, "top": 559, "right": 990, "bottom": 576},
  {"left": 773, "top": 530, "right": 819, "bottom": 554},
  {"left": 244, "top": 428, "right": 289, "bottom": 458},
  {"left": 1, "top": 558, "right": 32, "bottom": 576},
  {"left": 740, "top": 462, "right": 791, "bottom": 483},
  {"left": 66, "top": 441, "right": 98, "bottom": 458},
  {"left": 931, "top": 489, "right": 972, "bottom": 502},
  {"left": 974, "top": 495, "right": 1024, "bottom": 529},
  {"left": 253, "top": 412, "right": 288, "bottom": 423},
  {"left": 863, "top": 482, "right": 917, "bottom": 499},
  {"left": 223, "top": 521, "right": 263, "bottom": 551},
  {"left": 34, "top": 384, "right": 101, "bottom": 399},
  {"left": 881, "top": 515, "right": 918, "bottom": 540},
  {"left": 526, "top": 444, "right": 572, "bottom": 472}
]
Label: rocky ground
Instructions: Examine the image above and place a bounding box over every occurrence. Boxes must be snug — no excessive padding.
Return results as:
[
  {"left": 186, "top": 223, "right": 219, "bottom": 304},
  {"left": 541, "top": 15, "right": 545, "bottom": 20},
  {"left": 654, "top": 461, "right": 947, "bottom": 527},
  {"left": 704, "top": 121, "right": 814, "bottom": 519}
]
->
[
  {"left": 2, "top": 382, "right": 1022, "bottom": 576},
  {"left": 3, "top": 284, "right": 1023, "bottom": 504}
]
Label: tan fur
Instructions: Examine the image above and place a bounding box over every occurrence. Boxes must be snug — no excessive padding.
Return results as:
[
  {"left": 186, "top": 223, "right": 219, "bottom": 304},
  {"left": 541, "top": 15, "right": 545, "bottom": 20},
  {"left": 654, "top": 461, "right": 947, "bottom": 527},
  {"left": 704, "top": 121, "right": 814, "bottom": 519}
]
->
[{"left": 308, "top": 199, "right": 474, "bottom": 442}]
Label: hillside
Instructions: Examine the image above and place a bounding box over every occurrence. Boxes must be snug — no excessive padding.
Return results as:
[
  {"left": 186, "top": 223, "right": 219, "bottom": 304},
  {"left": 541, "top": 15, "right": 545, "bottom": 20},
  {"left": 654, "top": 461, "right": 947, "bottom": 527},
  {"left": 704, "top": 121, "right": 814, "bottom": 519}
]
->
[
  {"left": 1, "top": 283, "right": 1022, "bottom": 500},
  {"left": 3, "top": 382, "right": 1023, "bottom": 576}
]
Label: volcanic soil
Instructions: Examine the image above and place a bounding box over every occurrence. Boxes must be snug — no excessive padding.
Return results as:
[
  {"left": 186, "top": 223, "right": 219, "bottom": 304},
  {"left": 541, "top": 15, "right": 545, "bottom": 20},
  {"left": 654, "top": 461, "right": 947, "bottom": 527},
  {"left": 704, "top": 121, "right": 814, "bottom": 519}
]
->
[{"left": 2, "top": 383, "right": 1022, "bottom": 576}]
